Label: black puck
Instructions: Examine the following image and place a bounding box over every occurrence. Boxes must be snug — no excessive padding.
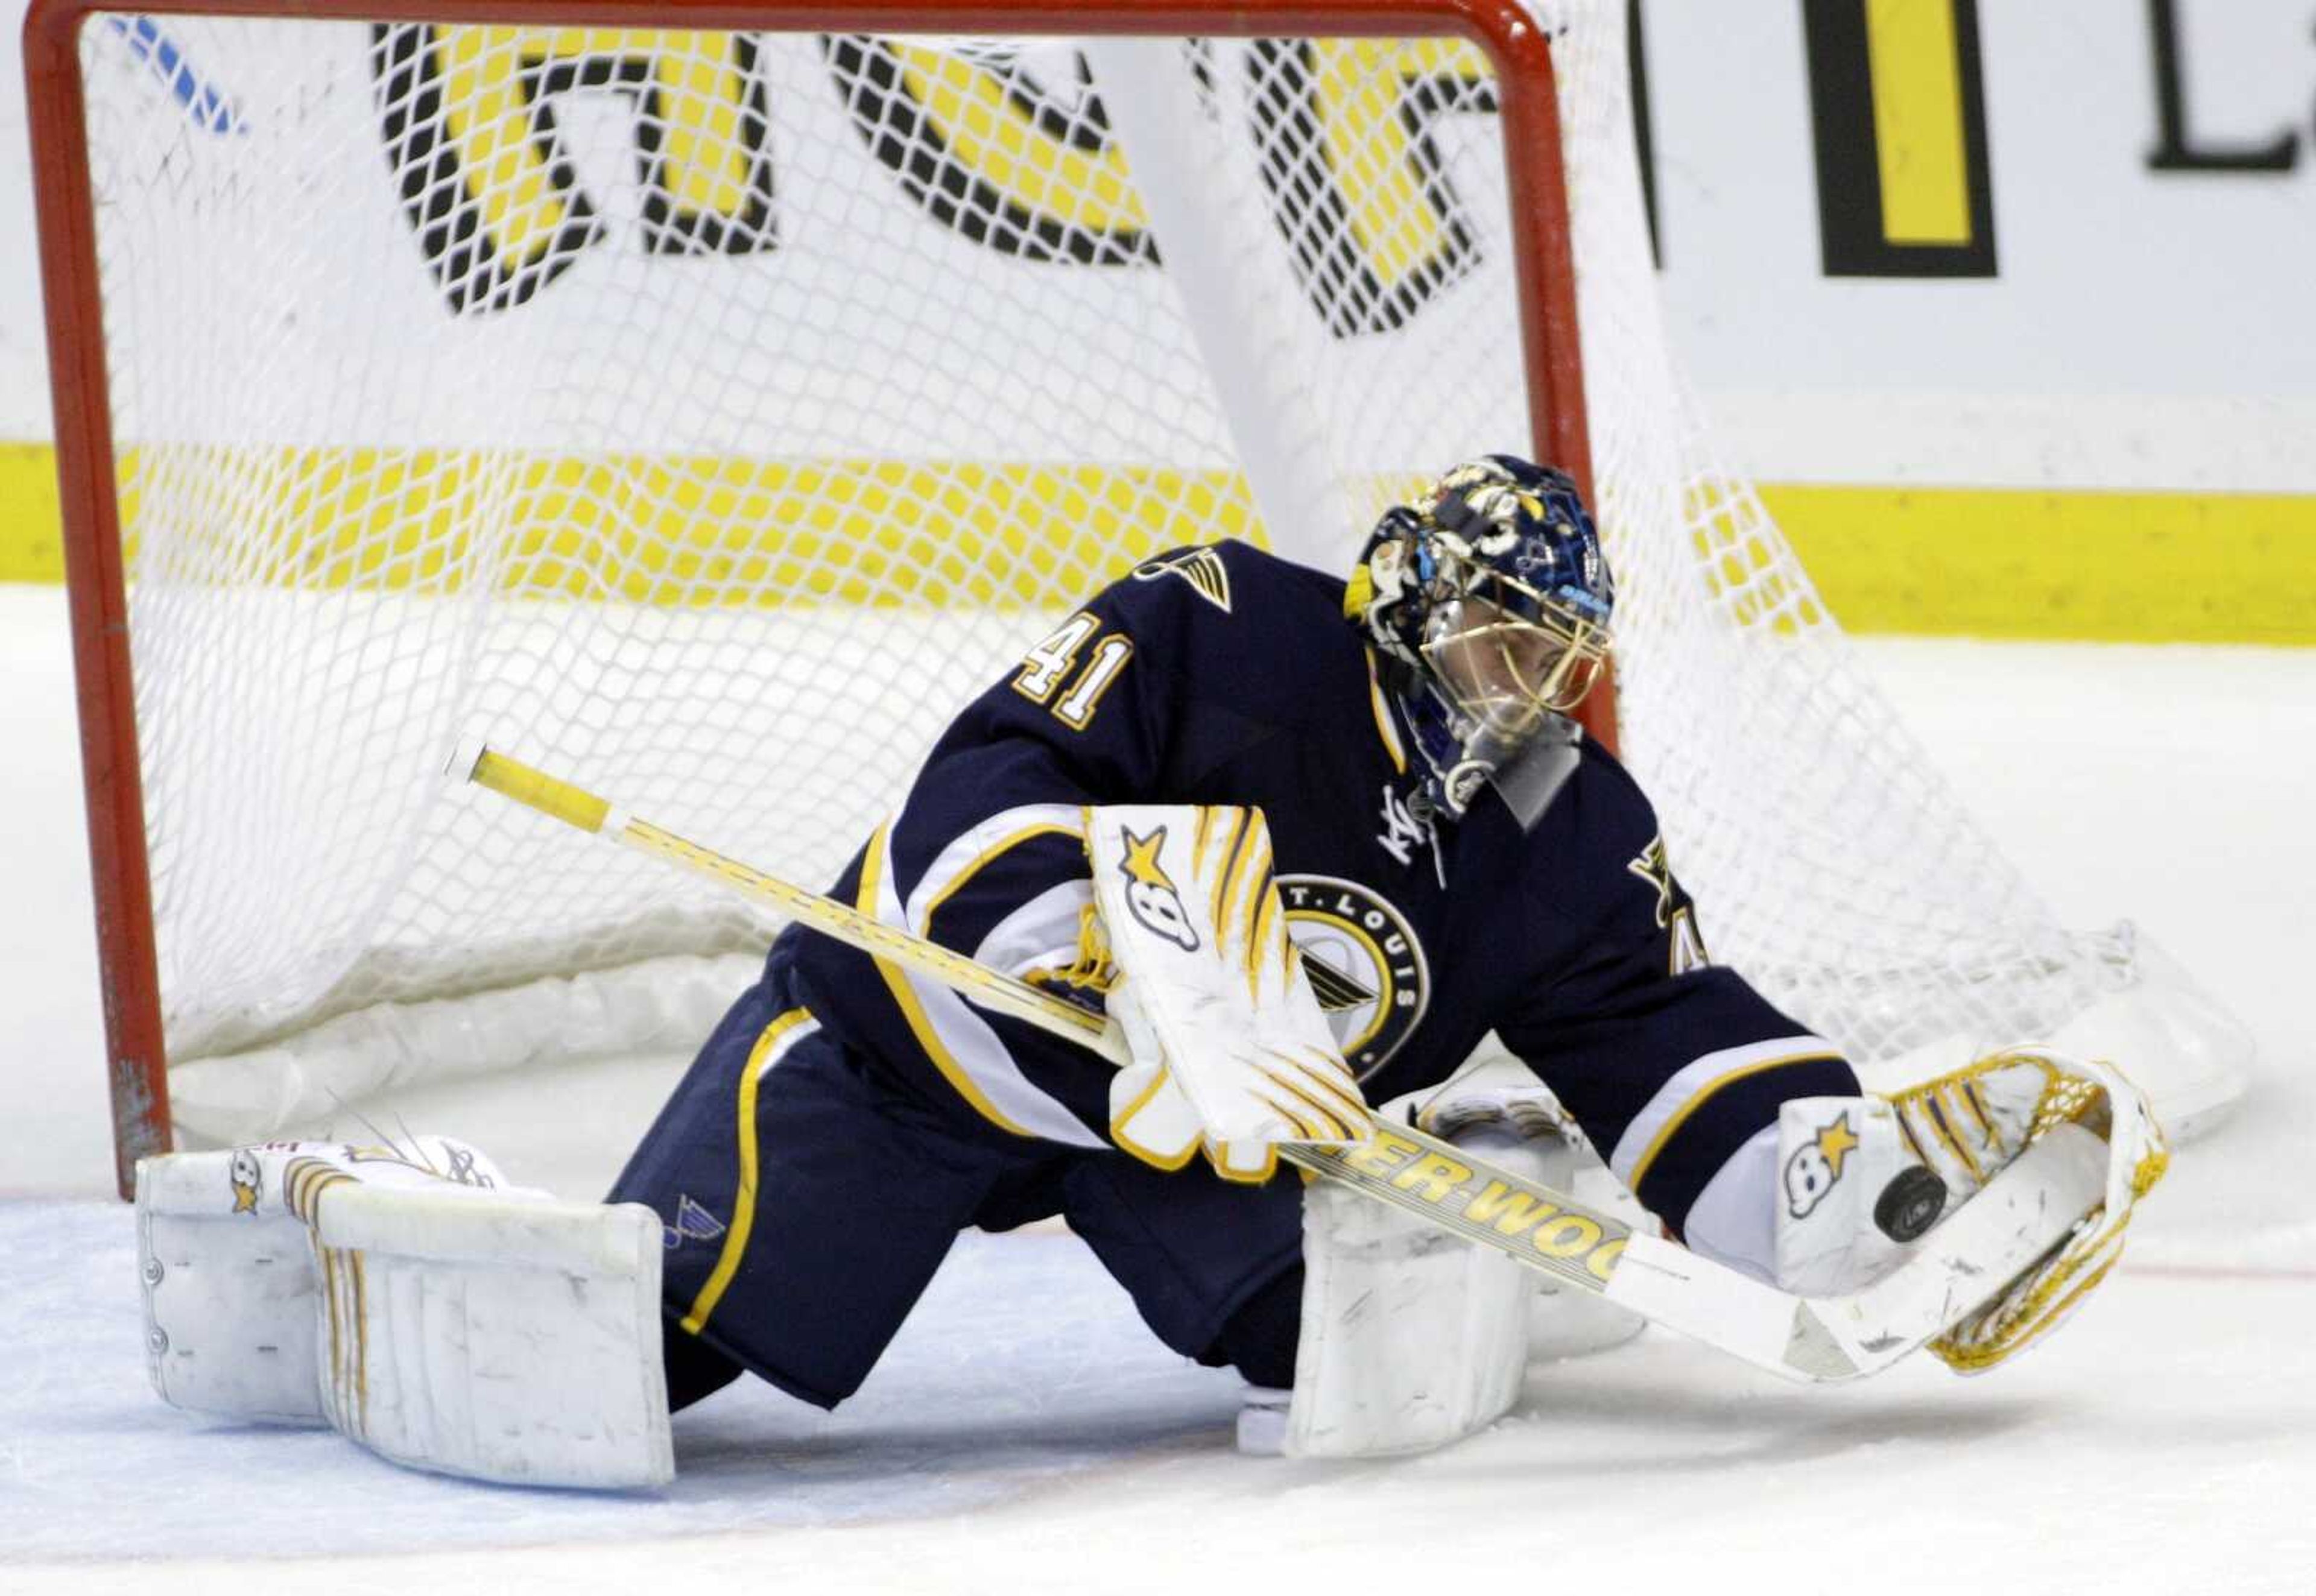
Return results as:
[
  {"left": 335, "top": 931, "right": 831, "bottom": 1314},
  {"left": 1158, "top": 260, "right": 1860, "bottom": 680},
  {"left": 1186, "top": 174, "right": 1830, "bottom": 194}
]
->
[{"left": 1874, "top": 1164, "right": 1949, "bottom": 1242}]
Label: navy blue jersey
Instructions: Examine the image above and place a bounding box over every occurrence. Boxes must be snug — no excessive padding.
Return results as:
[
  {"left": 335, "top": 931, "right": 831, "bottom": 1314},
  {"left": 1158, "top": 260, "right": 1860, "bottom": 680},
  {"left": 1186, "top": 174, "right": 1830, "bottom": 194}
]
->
[{"left": 784, "top": 540, "right": 1856, "bottom": 1233}]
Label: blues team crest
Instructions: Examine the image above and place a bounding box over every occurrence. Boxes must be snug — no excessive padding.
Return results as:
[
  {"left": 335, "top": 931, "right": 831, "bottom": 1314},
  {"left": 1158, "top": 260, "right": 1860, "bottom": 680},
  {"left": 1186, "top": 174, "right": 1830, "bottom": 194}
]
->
[
  {"left": 1130, "top": 546, "right": 1233, "bottom": 613},
  {"left": 666, "top": 1194, "right": 729, "bottom": 1249},
  {"left": 1277, "top": 874, "right": 1429, "bottom": 1080}
]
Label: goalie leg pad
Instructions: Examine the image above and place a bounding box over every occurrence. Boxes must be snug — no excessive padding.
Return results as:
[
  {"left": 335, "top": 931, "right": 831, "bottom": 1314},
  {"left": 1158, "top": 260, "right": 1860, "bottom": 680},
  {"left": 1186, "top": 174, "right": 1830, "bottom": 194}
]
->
[
  {"left": 136, "top": 1135, "right": 517, "bottom": 1425},
  {"left": 138, "top": 1148, "right": 328, "bottom": 1425},
  {"left": 1276, "top": 1166, "right": 1533, "bottom": 1459},
  {"left": 1429, "top": 1088, "right": 1649, "bottom": 1364},
  {"left": 138, "top": 1138, "right": 674, "bottom": 1489},
  {"left": 306, "top": 1173, "right": 672, "bottom": 1489},
  {"left": 1253, "top": 1083, "right": 1649, "bottom": 1460}
]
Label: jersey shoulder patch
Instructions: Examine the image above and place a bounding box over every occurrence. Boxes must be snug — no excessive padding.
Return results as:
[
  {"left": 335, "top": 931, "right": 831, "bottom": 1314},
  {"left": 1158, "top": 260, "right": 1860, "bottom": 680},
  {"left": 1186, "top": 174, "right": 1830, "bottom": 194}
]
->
[
  {"left": 1128, "top": 546, "right": 1234, "bottom": 613},
  {"left": 1098, "top": 542, "right": 1349, "bottom": 677},
  {"left": 1625, "top": 831, "right": 1713, "bottom": 975}
]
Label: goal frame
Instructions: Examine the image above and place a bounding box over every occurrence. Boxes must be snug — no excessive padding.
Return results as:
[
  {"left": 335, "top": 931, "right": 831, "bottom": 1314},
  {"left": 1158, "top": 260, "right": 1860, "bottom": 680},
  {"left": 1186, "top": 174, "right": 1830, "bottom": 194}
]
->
[{"left": 25, "top": 0, "right": 1607, "bottom": 1196}]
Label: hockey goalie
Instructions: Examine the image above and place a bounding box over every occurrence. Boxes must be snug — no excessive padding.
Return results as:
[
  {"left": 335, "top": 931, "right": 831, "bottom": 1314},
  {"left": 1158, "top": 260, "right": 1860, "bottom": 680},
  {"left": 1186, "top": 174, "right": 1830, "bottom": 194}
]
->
[{"left": 134, "top": 458, "right": 2168, "bottom": 1486}]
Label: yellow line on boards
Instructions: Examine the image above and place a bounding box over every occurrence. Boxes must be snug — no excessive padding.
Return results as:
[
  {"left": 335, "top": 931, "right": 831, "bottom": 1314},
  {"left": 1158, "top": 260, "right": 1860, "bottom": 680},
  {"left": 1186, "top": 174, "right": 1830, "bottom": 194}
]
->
[
  {"left": 1864, "top": 0, "right": 1973, "bottom": 246},
  {"left": 1761, "top": 484, "right": 2316, "bottom": 645},
  {"left": 0, "top": 446, "right": 1265, "bottom": 607},
  {"left": 0, "top": 443, "right": 63, "bottom": 582},
  {"left": 1, "top": 441, "right": 2311, "bottom": 643}
]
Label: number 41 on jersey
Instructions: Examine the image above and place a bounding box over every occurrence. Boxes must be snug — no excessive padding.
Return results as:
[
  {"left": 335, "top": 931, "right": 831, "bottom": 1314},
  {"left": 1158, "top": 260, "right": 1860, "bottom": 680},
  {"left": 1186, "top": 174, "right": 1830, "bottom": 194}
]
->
[{"left": 1011, "top": 612, "right": 1134, "bottom": 730}]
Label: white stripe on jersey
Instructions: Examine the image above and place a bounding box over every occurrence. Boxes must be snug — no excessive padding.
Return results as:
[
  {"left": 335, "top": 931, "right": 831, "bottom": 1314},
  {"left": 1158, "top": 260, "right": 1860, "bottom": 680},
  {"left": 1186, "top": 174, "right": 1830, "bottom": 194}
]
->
[
  {"left": 900, "top": 803, "right": 1087, "bottom": 935},
  {"left": 871, "top": 822, "right": 1109, "bottom": 1149},
  {"left": 975, "top": 879, "right": 1096, "bottom": 980},
  {"left": 756, "top": 1012, "right": 821, "bottom": 1080}
]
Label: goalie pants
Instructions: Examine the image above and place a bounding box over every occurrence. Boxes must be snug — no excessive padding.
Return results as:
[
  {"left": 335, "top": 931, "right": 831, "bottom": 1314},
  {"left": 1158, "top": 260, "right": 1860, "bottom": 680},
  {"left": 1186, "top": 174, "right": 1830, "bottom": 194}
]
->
[{"left": 609, "top": 953, "right": 1308, "bottom": 1411}]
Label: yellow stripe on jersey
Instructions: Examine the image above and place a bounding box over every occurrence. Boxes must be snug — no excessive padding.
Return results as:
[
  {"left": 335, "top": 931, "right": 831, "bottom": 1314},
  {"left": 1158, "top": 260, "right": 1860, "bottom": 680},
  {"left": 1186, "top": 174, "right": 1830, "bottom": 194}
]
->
[
  {"left": 681, "top": 1005, "right": 817, "bottom": 1336},
  {"left": 1364, "top": 646, "right": 1408, "bottom": 774}
]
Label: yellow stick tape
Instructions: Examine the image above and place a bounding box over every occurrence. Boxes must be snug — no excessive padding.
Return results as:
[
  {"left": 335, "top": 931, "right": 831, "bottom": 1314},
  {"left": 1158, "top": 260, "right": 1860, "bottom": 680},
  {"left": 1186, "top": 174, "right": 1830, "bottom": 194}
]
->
[{"left": 467, "top": 748, "right": 612, "bottom": 833}]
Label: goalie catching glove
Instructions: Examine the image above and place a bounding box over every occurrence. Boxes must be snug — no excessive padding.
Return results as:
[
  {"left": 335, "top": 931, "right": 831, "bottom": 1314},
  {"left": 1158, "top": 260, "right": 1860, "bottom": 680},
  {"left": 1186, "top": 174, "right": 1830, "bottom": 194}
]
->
[
  {"left": 1089, "top": 804, "right": 1368, "bottom": 1181},
  {"left": 1776, "top": 1047, "right": 2169, "bottom": 1372},
  {"left": 1909, "top": 1049, "right": 2169, "bottom": 1369}
]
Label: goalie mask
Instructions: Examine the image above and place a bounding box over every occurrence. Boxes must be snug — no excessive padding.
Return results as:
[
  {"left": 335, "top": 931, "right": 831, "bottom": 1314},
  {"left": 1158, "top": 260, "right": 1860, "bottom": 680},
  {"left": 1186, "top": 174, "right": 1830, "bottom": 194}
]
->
[{"left": 1345, "top": 456, "right": 1613, "bottom": 820}]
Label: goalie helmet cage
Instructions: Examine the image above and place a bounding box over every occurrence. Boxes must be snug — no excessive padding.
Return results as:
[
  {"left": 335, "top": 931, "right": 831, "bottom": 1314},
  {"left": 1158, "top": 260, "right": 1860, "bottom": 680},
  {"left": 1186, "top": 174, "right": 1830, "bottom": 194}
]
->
[{"left": 28, "top": 0, "right": 2244, "bottom": 1198}]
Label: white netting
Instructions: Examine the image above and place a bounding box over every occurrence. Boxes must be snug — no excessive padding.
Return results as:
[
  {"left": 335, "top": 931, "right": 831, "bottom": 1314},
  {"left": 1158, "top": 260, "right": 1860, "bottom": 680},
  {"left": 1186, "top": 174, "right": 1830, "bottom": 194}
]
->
[{"left": 68, "top": 5, "right": 2242, "bottom": 1144}]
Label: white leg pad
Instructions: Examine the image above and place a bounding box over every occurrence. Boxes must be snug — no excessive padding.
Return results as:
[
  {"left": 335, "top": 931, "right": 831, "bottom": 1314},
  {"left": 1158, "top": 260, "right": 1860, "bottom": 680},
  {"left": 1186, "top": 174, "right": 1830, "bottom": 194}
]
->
[
  {"left": 1513, "top": 1128, "right": 1650, "bottom": 1363},
  {"left": 1257, "top": 1088, "right": 1648, "bottom": 1459},
  {"left": 1277, "top": 1131, "right": 1574, "bottom": 1459},
  {"left": 138, "top": 1150, "right": 327, "bottom": 1424},
  {"left": 1424, "top": 1083, "right": 1651, "bottom": 1364},
  {"left": 1281, "top": 1174, "right": 1533, "bottom": 1459},
  {"left": 308, "top": 1178, "right": 672, "bottom": 1489},
  {"left": 136, "top": 1141, "right": 673, "bottom": 1489}
]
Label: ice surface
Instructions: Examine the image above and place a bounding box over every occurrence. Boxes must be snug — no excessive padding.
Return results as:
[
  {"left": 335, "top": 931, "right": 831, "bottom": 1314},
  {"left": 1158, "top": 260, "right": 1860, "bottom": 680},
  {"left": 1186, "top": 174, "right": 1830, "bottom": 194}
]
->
[
  {"left": 0, "top": 1206, "right": 1240, "bottom": 1556},
  {"left": 3, "top": 585, "right": 2312, "bottom": 1593}
]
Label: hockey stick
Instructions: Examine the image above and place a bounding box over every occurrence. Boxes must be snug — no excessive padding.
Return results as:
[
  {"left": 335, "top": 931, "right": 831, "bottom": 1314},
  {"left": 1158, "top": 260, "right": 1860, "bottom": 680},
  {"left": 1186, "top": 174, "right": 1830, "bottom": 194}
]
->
[{"left": 461, "top": 745, "right": 2107, "bottom": 1386}]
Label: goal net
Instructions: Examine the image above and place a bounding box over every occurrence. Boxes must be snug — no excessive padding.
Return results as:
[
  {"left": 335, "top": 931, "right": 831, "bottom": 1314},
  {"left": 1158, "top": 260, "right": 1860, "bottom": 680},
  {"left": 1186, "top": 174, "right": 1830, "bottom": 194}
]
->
[{"left": 35, "top": 0, "right": 2245, "bottom": 1190}]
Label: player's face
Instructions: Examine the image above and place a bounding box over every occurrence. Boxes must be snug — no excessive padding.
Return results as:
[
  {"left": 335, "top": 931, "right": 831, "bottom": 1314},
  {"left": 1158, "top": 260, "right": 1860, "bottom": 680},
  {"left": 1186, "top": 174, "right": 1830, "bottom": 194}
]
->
[{"left": 1422, "top": 593, "right": 1606, "bottom": 737}]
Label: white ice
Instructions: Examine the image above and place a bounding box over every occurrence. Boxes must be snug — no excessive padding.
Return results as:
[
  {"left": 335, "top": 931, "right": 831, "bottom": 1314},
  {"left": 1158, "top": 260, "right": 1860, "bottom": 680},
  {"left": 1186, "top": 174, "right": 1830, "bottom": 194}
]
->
[{"left": 2, "top": 584, "right": 2311, "bottom": 1594}]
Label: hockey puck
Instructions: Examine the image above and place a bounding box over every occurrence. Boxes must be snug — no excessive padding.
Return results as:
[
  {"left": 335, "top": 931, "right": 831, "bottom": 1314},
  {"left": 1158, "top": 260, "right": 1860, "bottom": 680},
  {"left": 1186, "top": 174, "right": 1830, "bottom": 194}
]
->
[{"left": 1873, "top": 1165, "right": 1948, "bottom": 1242}]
